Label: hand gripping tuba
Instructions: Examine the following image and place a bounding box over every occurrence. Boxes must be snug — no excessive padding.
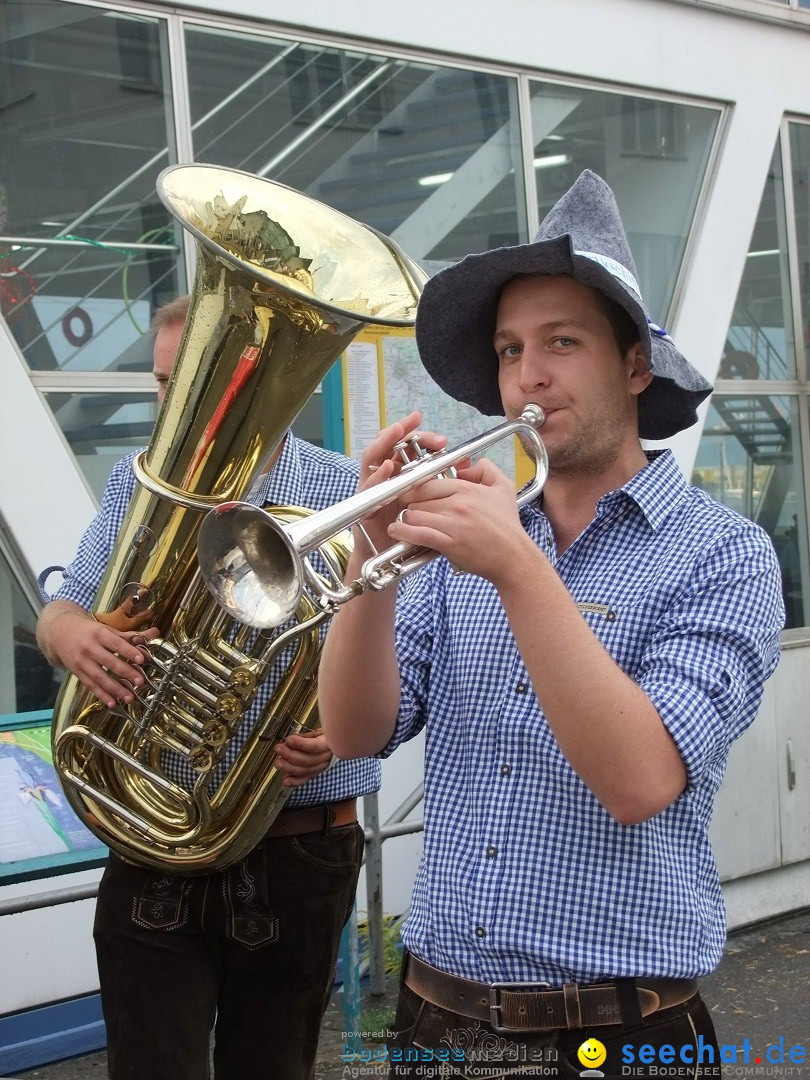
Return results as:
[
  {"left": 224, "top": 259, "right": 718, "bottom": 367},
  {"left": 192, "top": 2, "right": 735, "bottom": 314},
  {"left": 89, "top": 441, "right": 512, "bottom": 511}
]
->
[{"left": 51, "top": 164, "right": 425, "bottom": 872}]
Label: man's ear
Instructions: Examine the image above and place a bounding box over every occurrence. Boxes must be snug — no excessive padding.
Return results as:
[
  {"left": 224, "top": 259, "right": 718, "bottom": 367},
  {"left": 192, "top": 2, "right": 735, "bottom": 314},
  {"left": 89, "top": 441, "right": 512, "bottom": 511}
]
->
[{"left": 627, "top": 342, "right": 653, "bottom": 397}]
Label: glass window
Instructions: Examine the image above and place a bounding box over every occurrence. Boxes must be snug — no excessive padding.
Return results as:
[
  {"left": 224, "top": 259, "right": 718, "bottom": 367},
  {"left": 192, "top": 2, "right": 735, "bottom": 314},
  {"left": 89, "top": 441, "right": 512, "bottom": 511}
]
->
[
  {"left": 528, "top": 81, "right": 720, "bottom": 322},
  {"left": 789, "top": 123, "right": 810, "bottom": 360},
  {"left": 183, "top": 25, "right": 525, "bottom": 451},
  {"left": 43, "top": 390, "right": 158, "bottom": 501},
  {"left": 692, "top": 131, "right": 810, "bottom": 631},
  {"left": 693, "top": 396, "right": 806, "bottom": 629},
  {"left": 0, "top": 543, "right": 60, "bottom": 715},
  {"left": 45, "top": 383, "right": 323, "bottom": 502},
  {"left": 0, "top": 2, "right": 183, "bottom": 374},
  {"left": 184, "top": 26, "right": 526, "bottom": 262},
  {"left": 721, "top": 141, "right": 795, "bottom": 381}
]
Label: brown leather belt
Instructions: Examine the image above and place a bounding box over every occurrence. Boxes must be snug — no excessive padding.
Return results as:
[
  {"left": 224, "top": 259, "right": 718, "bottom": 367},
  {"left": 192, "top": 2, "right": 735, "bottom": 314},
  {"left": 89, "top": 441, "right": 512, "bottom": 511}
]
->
[
  {"left": 266, "top": 798, "right": 357, "bottom": 838},
  {"left": 404, "top": 953, "right": 698, "bottom": 1034}
]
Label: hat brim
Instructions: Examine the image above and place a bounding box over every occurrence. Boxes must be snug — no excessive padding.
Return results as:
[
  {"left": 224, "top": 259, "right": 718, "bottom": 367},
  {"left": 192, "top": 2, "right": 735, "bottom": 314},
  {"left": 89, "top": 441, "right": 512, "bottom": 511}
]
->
[{"left": 415, "top": 234, "right": 711, "bottom": 440}]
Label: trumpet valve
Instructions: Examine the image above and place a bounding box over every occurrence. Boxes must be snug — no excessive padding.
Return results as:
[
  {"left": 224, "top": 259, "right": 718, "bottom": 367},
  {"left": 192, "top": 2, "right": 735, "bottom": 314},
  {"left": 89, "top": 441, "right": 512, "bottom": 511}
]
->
[{"left": 393, "top": 434, "right": 429, "bottom": 464}]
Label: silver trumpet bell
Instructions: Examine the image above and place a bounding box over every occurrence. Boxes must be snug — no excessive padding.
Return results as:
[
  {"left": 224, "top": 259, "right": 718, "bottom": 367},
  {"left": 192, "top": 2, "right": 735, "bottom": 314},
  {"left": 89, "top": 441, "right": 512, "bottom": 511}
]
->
[{"left": 197, "top": 404, "right": 547, "bottom": 630}]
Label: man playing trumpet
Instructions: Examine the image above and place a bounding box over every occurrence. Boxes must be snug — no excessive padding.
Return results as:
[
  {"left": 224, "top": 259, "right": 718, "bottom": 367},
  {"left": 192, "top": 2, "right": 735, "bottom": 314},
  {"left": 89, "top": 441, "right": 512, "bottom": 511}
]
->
[{"left": 319, "top": 171, "right": 784, "bottom": 1077}]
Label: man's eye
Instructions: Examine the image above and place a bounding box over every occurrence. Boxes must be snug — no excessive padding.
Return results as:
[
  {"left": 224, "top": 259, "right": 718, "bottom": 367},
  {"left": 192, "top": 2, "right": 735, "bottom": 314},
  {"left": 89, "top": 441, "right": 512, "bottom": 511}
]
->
[
  {"left": 499, "top": 344, "right": 521, "bottom": 359},
  {"left": 554, "top": 337, "right": 575, "bottom": 348}
]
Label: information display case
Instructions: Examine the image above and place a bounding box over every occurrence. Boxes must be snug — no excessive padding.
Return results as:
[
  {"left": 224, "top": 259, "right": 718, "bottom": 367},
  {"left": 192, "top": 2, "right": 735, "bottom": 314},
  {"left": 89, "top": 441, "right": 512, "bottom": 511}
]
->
[{"left": 0, "top": 711, "right": 107, "bottom": 884}]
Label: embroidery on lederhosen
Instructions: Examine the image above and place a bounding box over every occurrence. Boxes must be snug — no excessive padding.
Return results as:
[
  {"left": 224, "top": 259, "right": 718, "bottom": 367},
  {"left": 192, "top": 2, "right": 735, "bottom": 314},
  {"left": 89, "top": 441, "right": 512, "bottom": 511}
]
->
[
  {"left": 437, "top": 1020, "right": 558, "bottom": 1077},
  {"left": 132, "top": 872, "right": 191, "bottom": 931},
  {"left": 224, "top": 856, "right": 279, "bottom": 949}
]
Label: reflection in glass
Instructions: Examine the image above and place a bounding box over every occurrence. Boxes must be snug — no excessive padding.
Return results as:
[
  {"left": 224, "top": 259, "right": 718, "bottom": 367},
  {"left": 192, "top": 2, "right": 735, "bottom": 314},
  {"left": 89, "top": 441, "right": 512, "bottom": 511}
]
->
[
  {"left": 45, "top": 384, "right": 327, "bottom": 503},
  {"left": 528, "top": 82, "right": 720, "bottom": 321},
  {"left": 44, "top": 391, "right": 159, "bottom": 501},
  {"left": 789, "top": 123, "right": 810, "bottom": 362},
  {"left": 0, "top": 546, "right": 60, "bottom": 714},
  {"left": 0, "top": 1, "right": 183, "bottom": 373},
  {"left": 692, "top": 396, "right": 806, "bottom": 629},
  {"left": 721, "top": 139, "right": 795, "bottom": 382},
  {"left": 184, "top": 26, "right": 525, "bottom": 262}
]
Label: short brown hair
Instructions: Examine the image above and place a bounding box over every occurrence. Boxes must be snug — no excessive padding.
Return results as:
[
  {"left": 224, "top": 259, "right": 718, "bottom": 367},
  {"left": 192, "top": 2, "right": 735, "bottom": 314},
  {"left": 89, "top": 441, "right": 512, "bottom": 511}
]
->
[
  {"left": 151, "top": 295, "right": 190, "bottom": 332},
  {"left": 592, "top": 288, "right": 641, "bottom": 359}
]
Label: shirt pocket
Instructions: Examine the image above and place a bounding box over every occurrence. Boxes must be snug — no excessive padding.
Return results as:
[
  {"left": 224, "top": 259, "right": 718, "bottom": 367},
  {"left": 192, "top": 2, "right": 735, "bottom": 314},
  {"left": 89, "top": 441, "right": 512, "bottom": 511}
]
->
[{"left": 576, "top": 590, "right": 663, "bottom": 673}]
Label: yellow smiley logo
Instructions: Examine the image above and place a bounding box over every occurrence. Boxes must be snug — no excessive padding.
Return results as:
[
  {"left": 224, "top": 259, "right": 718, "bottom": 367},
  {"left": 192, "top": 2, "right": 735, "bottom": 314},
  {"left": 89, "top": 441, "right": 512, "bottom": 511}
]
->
[{"left": 577, "top": 1038, "right": 607, "bottom": 1069}]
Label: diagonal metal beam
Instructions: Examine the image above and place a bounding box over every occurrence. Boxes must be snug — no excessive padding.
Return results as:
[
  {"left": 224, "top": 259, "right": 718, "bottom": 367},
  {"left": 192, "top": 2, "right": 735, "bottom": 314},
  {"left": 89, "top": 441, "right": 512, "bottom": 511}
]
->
[{"left": 391, "top": 92, "right": 580, "bottom": 259}]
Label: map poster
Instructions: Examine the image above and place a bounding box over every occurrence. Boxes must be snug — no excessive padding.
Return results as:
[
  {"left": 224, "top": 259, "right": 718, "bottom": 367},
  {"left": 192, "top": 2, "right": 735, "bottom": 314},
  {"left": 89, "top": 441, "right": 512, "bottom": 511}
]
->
[
  {"left": 342, "top": 325, "right": 534, "bottom": 488},
  {"left": 0, "top": 719, "right": 107, "bottom": 882}
]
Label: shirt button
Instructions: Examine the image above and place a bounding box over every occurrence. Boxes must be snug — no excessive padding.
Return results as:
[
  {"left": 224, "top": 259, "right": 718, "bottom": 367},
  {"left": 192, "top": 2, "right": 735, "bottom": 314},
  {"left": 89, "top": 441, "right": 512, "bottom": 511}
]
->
[
  {"left": 515, "top": 682, "right": 528, "bottom": 694},
  {"left": 500, "top": 763, "right": 512, "bottom": 776},
  {"left": 475, "top": 926, "right": 486, "bottom": 938},
  {"left": 486, "top": 845, "right": 497, "bottom": 858}
]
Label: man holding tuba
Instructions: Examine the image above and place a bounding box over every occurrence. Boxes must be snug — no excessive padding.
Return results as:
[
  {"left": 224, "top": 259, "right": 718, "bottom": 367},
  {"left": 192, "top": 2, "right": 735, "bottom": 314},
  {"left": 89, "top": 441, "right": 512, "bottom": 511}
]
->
[
  {"left": 37, "top": 296, "right": 379, "bottom": 1080},
  {"left": 319, "top": 172, "right": 785, "bottom": 1078}
]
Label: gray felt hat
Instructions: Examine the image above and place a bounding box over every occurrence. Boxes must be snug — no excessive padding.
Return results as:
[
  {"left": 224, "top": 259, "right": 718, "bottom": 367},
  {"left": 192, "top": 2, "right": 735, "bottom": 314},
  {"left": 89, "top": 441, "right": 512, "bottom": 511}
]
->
[{"left": 414, "top": 170, "right": 712, "bottom": 440}]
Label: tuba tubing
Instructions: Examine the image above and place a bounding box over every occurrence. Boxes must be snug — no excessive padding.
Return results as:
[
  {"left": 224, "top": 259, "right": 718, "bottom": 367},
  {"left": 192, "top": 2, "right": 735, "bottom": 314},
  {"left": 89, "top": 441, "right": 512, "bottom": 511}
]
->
[{"left": 197, "top": 404, "right": 547, "bottom": 631}]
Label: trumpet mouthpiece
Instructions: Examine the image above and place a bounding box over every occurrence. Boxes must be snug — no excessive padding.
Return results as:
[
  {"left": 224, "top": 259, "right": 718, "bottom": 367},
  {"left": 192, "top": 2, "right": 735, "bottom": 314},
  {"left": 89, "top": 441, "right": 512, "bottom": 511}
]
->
[{"left": 522, "top": 403, "right": 546, "bottom": 428}]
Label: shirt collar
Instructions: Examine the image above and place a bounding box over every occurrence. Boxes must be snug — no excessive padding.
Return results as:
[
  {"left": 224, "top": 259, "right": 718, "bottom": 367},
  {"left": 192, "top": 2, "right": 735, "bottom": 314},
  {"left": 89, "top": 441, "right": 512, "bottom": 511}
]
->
[
  {"left": 250, "top": 432, "right": 302, "bottom": 507},
  {"left": 599, "top": 449, "right": 687, "bottom": 531}
]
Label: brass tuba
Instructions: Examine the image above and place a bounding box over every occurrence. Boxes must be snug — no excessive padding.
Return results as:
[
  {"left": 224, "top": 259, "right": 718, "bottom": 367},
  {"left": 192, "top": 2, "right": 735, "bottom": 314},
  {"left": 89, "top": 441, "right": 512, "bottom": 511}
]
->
[{"left": 51, "top": 163, "right": 425, "bottom": 873}]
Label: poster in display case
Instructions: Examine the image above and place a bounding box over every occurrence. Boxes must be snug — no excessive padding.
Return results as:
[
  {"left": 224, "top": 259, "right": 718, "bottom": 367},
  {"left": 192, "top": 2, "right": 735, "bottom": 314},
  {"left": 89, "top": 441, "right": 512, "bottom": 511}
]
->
[{"left": 0, "top": 711, "right": 107, "bottom": 884}]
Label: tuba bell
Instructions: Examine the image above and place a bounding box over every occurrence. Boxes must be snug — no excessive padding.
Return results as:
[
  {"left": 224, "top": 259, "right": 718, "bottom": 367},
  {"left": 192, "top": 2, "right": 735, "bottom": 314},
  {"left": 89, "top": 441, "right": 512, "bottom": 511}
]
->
[{"left": 51, "top": 163, "right": 425, "bottom": 873}]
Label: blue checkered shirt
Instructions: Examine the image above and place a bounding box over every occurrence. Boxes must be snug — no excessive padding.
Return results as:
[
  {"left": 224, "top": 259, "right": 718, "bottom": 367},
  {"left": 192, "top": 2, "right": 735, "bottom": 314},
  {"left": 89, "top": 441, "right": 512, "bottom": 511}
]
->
[
  {"left": 386, "top": 450, "right": 784, "bottom": 984},
  {"left": 52, "top": 434, "right": 380, "bottom": 807}
]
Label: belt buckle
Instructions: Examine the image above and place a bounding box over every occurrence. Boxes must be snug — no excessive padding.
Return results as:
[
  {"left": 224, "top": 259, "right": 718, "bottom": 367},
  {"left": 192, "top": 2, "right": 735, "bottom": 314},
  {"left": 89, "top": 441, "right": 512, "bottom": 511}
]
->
[{"left": 488, "top": 980, "right": 551, "bottom": 1035}]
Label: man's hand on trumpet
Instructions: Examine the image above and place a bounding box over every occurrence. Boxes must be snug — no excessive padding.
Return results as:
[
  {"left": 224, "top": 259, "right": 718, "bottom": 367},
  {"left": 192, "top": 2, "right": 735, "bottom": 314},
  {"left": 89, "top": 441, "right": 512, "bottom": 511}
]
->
[
  {"left": 354, "top": 410, "right": 447, "bottom": 557},
  {"left": 387, "top": 455, "right": 534, "bottom": 587}
]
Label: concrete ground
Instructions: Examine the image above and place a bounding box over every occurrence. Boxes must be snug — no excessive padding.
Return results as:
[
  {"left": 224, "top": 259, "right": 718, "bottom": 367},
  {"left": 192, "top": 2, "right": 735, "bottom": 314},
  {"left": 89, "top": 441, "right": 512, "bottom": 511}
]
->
[
  {"left": 701, "top": 906, "right": 810, "bottom": 1052},
  {"left": 9, "top": 907, "right": 810, "bottom": 1079}
]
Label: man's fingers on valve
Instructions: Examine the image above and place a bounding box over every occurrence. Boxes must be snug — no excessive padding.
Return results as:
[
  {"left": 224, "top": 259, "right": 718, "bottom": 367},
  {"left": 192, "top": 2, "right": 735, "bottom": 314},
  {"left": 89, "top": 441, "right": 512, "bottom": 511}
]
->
[
  {"left": 103, "top": 654, "right": 144, "bottom": 688},
  {"left": 361, "top": 411, "right": 423, "bottom": 472},
  {"left": 93, "top": 668, "right": 137, "bottom": 709},
  {"left": 364, "top": 429, "right": 449, "bottom": 491}
]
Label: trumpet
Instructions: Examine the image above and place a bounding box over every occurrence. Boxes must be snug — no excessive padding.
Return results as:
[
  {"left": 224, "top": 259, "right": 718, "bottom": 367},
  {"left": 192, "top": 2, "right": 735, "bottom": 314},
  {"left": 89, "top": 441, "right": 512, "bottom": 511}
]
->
[{"left": 198, "top": 404, "right": 547, "bottom": 630}]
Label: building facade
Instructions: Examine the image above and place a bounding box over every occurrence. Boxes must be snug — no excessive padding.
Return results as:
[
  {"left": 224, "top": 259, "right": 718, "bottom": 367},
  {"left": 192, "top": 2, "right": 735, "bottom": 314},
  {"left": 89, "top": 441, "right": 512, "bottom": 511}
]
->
[{"left": 1, "top": 0, "right": 809, "bottom": 1046}]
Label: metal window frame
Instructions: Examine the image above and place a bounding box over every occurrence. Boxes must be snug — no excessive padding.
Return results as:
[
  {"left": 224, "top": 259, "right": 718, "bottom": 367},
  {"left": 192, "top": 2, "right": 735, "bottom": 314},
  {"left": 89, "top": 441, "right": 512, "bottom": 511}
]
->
[{"left": 783, "top": 117, "right": 810, "bottom": 629}]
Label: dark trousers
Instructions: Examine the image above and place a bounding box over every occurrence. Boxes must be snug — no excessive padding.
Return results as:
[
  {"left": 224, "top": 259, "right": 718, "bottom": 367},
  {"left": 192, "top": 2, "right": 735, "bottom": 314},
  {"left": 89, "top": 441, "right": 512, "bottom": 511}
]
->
[
  {"left": 386, "top": 977, "right": 722, "bottom": 1079},
  {"left": 93, "top": 822, "right": 364, "bottom": 1080}
]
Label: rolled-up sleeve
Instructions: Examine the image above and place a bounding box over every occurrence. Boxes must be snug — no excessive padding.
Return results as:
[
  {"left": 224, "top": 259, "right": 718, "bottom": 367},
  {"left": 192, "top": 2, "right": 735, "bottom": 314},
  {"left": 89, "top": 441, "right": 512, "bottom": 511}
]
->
[{"left": 639, "top": 521, "right": 784, "bottom": 785}]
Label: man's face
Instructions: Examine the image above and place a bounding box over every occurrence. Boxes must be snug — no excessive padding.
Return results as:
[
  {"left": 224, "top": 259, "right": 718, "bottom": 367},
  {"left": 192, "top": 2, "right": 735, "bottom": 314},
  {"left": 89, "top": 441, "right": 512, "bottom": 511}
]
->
[
  {"left": 494, "top": 274, "right": 651, "bottom": 478},
  {"left": 152, "top": 319, "right": 185, "bottom": 404}
]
